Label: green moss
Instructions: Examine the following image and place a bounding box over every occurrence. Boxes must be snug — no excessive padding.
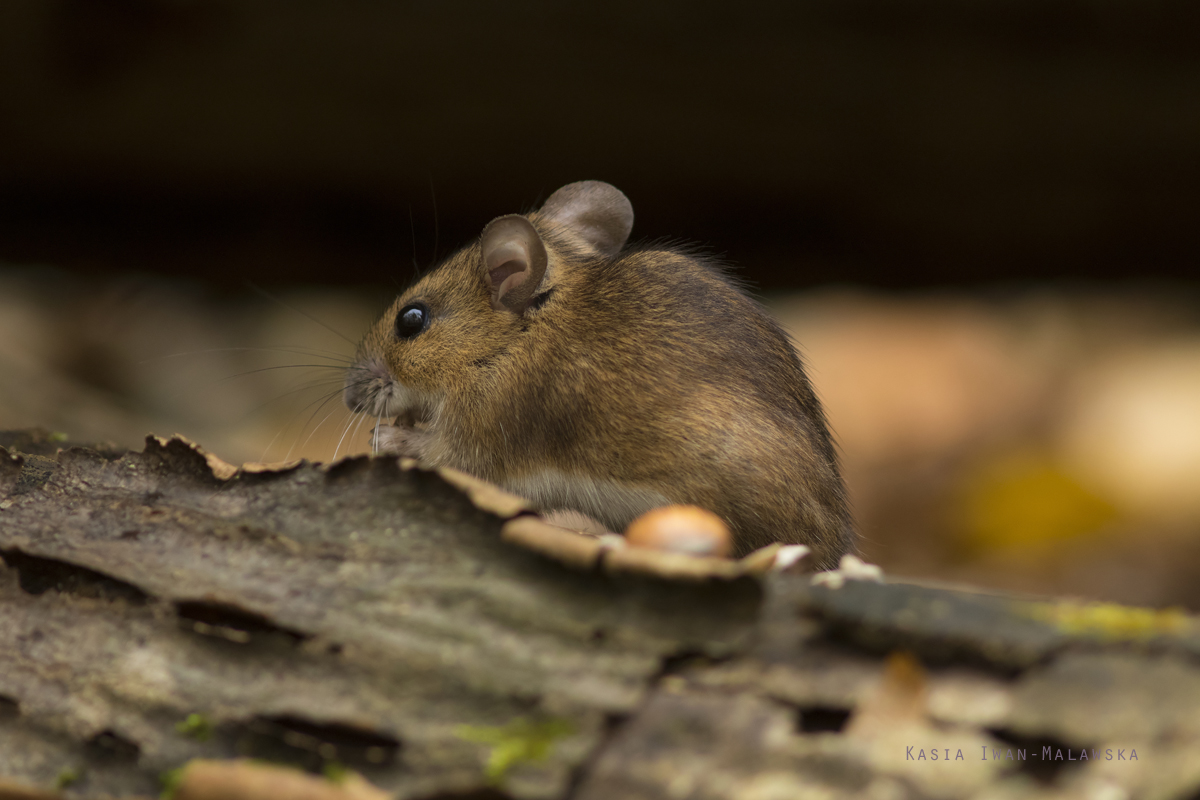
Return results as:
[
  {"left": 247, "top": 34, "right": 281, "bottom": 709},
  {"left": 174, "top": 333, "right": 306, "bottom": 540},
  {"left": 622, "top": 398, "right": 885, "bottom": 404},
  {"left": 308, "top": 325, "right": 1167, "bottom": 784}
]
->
[
  {"left": 159, "top": 766, "right": 187, "bottom": 800},
  {"left": 322, "top": 760, "right": 349, "bottom": 784},
  {"left": 175, "top": 713, "right": 213, "bottom": 742},
  {"left": 48, "top": 431, "right": 69, "bottom": 443},
  {"left": 54, "top": 766, "right": 82, "bottom": 788},
  {"left": 455, "top": 717, "right": 573, "bottom": 785},
  {"left": 1023, "top": 600, "right": 1190, "bottom": 640}
]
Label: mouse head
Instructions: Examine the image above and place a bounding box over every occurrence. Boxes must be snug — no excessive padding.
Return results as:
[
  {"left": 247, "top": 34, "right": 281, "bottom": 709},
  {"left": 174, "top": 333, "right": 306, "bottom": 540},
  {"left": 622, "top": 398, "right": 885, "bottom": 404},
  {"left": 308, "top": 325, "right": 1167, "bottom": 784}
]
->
[{"left": 344, "top": 180, "right": 634, "bottom": 424}]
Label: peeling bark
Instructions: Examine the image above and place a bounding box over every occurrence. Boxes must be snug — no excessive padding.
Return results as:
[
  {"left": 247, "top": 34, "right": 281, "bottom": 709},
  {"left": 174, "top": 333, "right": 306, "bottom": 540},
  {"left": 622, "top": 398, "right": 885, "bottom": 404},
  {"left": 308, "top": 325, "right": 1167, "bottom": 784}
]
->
[{"left": 1, "top": 430, "right": 1199, "bottom": 800}]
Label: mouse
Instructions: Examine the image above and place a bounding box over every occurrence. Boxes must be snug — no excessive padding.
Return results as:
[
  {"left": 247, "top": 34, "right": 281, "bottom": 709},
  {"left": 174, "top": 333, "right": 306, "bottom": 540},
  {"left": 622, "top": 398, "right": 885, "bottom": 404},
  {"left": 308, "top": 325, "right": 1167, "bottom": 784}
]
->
[{"left": 343, "top": 181, "right": 853, "bottom": 567}]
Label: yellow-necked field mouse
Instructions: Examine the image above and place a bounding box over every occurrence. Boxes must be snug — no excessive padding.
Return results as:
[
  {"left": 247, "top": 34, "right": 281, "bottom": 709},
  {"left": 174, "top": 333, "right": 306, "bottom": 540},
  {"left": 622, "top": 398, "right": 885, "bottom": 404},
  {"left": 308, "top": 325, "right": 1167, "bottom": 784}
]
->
[{"left": 343, "top": 181, "right": 852, "bottom": 567}]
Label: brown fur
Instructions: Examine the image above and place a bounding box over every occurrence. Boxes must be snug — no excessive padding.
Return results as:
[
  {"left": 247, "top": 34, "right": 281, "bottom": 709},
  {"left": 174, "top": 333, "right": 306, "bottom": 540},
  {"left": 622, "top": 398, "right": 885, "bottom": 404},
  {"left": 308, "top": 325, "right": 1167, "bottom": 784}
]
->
[{"left": 345, "top": 183, "right": 853, "bottom": 567}]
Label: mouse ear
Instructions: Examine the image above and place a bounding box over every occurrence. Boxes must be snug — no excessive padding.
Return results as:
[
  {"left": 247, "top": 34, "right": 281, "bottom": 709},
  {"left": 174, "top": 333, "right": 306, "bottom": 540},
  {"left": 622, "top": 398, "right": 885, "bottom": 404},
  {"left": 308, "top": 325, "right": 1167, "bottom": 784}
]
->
[
  {"left": 537, "top": 181, "right": 634, "bottom": 258},
  {"left": 480, "top": 214, "right": 549, "bottom": 313}
]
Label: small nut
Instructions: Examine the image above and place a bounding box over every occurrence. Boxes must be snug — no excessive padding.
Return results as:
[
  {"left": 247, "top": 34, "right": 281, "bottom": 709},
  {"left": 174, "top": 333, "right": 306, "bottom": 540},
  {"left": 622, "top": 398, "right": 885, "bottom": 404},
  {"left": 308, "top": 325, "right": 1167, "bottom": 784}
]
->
[{"left": 624, "top": 505, "right": 732, "bottom": 558}]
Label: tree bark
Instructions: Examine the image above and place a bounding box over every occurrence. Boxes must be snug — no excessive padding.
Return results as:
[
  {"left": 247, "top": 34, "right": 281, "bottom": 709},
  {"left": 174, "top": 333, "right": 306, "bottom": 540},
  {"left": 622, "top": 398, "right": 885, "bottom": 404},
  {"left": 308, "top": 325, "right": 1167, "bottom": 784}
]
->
[{"left": 1, "top": 429, "right": 1198, "bottom": 800}]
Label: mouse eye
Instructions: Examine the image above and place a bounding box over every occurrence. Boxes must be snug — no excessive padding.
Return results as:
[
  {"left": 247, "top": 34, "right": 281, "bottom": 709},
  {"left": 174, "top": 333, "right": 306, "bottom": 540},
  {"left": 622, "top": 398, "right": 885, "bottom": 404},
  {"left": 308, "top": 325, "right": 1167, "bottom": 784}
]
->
[{"left": 394, "top": 302, "right": 430, "bottom": 339}]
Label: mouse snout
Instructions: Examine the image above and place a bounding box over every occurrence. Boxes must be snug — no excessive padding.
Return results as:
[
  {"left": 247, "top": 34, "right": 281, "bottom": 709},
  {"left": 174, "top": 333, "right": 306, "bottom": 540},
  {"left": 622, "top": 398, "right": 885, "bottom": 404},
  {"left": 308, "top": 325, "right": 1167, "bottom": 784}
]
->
[{"left": 343, "top": 359, "right": 391, "bottom": 413}]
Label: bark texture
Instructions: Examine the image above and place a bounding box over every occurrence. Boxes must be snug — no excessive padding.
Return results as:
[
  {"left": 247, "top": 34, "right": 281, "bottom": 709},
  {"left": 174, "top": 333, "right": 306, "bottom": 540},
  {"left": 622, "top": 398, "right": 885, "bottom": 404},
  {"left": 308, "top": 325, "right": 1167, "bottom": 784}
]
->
[{"left": 1, "top": 429, "right": 1198, "bottom": 800}]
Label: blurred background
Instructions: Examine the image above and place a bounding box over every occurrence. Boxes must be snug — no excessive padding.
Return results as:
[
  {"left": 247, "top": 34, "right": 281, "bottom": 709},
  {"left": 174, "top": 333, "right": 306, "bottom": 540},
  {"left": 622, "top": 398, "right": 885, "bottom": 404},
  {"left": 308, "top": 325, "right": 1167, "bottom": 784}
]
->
[{"left": 2, "top": 1, "right": 1198, "bottom": 608}]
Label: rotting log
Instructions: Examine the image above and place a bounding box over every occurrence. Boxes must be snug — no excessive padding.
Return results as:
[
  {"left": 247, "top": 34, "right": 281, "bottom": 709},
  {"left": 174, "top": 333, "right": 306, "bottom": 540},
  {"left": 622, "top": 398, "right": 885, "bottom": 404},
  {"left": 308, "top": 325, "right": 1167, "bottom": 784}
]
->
[{"left": 1, "top": 428, "right": 1199, "bottom": 800}]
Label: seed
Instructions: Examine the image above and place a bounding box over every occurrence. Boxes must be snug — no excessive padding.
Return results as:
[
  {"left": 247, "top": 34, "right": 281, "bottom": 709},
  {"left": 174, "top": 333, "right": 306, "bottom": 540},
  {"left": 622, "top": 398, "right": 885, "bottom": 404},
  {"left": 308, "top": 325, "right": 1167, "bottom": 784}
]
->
[{"left": 624, "top": 505, "right": 732, "bottom": 558}]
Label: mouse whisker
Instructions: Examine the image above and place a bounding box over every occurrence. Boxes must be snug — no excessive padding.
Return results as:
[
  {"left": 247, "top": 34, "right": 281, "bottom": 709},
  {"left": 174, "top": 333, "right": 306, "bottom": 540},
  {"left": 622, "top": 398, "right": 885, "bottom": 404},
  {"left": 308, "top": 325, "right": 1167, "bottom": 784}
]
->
[
  {"left": 352, "top": 409, "right": 374, "bottom": 454},
  {"left": 331, "top": 415, "right": 355, "bottom": 463},
  {"left": 141, "top": 346, "right": 354, "bottom": 365},
  {"left": 287, "top": 397, "right": 346, "bottom": 462},
  {"left": 335, "top": 410, "right": 369, "bottom": 461},
  {"left": 248, "top": 384, "right": 346, "bottom": 464},
  {"left": 219, "top": 364, "right": 349, "bottom": 382},
  {"left": 242, "top": 379, "right": 350, "bottom": 425},
  {"left": 244, "top": 281, "right": 358, "bottom": 346}
]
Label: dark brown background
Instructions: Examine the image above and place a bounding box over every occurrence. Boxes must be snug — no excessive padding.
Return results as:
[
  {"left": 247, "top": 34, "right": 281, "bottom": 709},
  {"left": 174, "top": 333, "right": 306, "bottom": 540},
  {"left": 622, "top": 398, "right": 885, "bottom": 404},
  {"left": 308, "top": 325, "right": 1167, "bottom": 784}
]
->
[{"left": 2, "top": 0, "right": 1198, "bottom": 290}]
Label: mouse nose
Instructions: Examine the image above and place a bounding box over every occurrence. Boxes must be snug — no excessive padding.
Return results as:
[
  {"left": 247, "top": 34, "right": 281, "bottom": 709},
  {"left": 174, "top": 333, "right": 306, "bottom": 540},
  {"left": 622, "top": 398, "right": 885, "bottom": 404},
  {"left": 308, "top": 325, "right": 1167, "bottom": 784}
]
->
[{"left": 343, "top": 359, "right": 388, "bottom": 412}]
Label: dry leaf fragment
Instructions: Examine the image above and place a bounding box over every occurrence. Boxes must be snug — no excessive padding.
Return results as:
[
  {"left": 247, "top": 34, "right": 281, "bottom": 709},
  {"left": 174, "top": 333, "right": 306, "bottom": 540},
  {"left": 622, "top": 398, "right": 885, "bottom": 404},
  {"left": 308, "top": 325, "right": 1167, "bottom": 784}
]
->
[
  {"left": 203, "top": 452, "right": 239, "bottom": 481},
  {"left": 501, "top": 515, "right": 604, "bottom": 570},
  {"left": 811, "top": 554, "right": 884, "bottom": 589},
  {"left": 771, "top": 544, "right": 811, "bottom": 572}
]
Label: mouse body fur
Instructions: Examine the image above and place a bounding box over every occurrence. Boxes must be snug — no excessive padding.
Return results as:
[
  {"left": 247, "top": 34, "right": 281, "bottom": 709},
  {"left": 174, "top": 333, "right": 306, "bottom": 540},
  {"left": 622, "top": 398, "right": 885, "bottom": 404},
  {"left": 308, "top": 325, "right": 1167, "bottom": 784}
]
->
[{"left": 344, "top": 181, "right": 853, "bottom": 566}]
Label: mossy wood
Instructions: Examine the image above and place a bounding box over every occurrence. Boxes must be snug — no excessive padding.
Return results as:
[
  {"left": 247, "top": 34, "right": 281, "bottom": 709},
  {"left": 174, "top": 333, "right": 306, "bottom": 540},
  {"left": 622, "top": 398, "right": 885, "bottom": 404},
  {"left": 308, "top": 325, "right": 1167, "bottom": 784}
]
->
[{"left": 1, "top": 429, "right": 1199, "bottom": 800}]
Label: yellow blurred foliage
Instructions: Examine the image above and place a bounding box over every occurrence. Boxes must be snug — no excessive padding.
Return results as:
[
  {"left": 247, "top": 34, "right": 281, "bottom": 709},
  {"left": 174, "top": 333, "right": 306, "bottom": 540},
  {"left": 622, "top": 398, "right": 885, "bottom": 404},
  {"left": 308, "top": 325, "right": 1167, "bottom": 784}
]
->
[{"left": 957, "top": 451, "right": 1118, "bottom": 554}]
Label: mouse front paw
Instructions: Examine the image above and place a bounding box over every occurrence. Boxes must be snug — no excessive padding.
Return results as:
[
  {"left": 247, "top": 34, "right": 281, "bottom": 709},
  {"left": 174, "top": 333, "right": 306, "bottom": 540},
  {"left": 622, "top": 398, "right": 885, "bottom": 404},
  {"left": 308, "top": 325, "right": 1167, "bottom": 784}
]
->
[{"left": 371, "top": 423, "right": 430, "bottom": 460}]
